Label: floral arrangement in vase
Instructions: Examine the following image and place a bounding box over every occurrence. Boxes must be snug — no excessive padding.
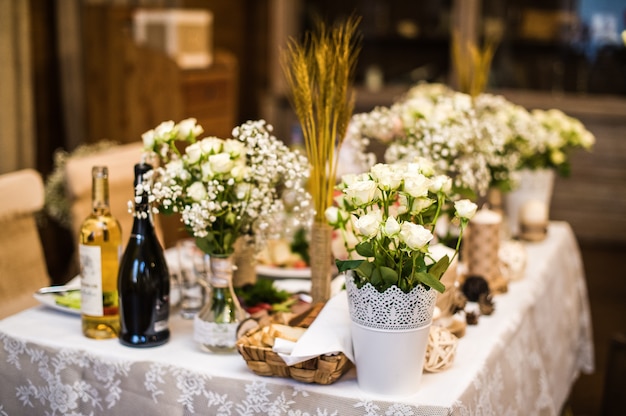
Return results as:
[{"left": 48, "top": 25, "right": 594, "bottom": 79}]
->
[
  {"left": 139, "top": 118, "right": 312, "bottom": 256},
  {"left": 326, "top": 161, "right": 477, "bottom": 294},
  {"left": 343, "top": 83, "right": 596, "bottom": 196},
  {"left": 344, "top": 83, "right": 516, "bottom": 198},
  {"left": 140, "top": 118, "right": 312, "bottom": 352},
  {"left": 522, "top": 108, "right": 595, "bottom": 177}
]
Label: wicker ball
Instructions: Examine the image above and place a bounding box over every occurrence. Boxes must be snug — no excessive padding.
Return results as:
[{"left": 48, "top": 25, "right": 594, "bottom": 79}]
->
[{"left": 424, "top": 326, "right": 459, "bottom": 373}]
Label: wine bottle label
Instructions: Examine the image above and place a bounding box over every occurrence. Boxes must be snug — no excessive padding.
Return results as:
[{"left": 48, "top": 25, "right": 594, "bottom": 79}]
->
[
  {"left": 79, "top": 244, "right": 103, "bottom": 316},
  {"left": 193, "top": 317, "right": 237, "bottom": 348}
]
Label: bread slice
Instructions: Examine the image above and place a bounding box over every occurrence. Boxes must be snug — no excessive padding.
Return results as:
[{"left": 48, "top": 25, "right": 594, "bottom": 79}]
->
[{"left": 270, "top": 324, "right": 307, "bottom": 342}]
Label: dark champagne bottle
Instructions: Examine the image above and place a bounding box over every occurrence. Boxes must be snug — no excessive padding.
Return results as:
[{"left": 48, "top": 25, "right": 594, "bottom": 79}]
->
[{"left": 118, "top": 163, "right": 170, "bottom": 347}]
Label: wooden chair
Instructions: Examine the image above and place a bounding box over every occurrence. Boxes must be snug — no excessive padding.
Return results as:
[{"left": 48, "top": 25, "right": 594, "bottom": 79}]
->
[{"left": 0, "top": 169, "right": 51, "bottom": 319}]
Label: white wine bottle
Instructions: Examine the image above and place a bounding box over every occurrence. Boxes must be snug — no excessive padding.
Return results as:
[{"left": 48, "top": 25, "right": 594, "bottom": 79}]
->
[
  {"left": 118, "top": 163, "right": 170, "bottom": 347},
  {"left": 79, "top": 166, "right": 122, "bottom": 339}
]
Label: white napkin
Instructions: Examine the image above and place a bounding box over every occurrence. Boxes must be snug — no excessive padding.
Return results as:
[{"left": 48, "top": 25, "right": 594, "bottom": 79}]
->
[{"left": 276, "top": 290, "right": 354, "bottom": 366}]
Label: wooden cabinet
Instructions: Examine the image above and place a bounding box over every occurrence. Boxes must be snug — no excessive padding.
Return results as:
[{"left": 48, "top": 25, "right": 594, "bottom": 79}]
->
[
  {"left": 180, "top": 53, "right": 238, "bottom": 138},
  {"left": 82, "top": 5, "right": 238, "bottom": 145}
]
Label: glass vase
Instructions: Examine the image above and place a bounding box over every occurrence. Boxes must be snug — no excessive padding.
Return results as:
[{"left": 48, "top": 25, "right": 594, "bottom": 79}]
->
[{"left": 193, "top": 254, "right": 246, "bottom": 353}]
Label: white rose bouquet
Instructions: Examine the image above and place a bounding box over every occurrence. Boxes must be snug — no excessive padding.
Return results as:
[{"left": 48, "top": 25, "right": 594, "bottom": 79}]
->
[
  {"left": 327, "top": 161, "right": 477, "bottom": 293},
  {"left": 140, "top": 118, "right": 312, "bottom": 256}
]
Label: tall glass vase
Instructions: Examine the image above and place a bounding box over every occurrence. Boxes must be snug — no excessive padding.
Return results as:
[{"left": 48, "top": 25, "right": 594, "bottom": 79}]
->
[
  {"left": 309, "top": 221, "right": 333, "bottom": 303},
  {"left": 193, "top": 254, "right": 246, "bottom": 353}
]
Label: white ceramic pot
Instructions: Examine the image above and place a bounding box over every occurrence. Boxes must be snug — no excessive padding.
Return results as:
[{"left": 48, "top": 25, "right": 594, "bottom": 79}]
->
[
  {"left": 345, "top": 273, "right": 437, "bottom": 396},
  {"left": 504, "top": 168, "right": 555, "bottom": 237}
]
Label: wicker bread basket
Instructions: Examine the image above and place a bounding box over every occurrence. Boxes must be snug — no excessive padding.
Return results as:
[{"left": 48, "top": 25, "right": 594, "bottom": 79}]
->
[{"left": 236, "top": 303, "right": 353, "bottom": 385}]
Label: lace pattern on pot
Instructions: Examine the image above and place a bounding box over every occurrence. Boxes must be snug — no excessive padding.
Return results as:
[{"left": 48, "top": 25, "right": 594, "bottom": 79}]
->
[{"left": 345, "top": 273, "right": 437, "bottom": 330}]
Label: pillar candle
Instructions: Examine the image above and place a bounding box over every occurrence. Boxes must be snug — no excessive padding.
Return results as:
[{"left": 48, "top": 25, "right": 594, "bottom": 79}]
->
[{"left": 464, "top": 207, "right": 503, "bottom": 289}]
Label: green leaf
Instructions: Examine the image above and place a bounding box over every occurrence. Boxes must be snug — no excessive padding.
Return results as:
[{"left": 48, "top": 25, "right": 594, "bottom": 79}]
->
[
  {"left": 380, "top": 266, "right": 398, "bottom": 285},
  {"left": 195, "top": 236, "right": 216, "bottom": 255},
  {"left": 356, "top": 241, "right": 375, "bottom": 257},
  {"left": 402, "top": 261, "right": 414, "bottom": 278},
  {"left": 335, "top": 259, "right": 364, "bottom": 273},
  {"left": 235, "top": 279, "right": 290, "bottom": 307},
  {"left": 356, "top": 261, "right": 374, "bottom": 279},
  {"left": 370, "top": 267, "right": 382, "bottom": 286},
  {"left": 415, "top": 255, "right": 427, "bottom": 271},
  {"left": 429, "top": 255, "right": 450, "bottom": 280},
  {"left": 416, "top": 272, "right": 446, "bottom": 293},
  {"left": 290, "top": 227, "right": 310, "bottom": 264}
]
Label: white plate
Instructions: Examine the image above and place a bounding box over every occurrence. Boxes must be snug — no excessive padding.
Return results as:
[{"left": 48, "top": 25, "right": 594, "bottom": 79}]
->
[
  {"left": 33, "top": 277, "right": 181, "bottom": 315},
  {"left": 255, "top": 264, "right": 311, "bottom": 279},
  {"left": 33, "top": 278, "right": 82, "bottom": 315}
]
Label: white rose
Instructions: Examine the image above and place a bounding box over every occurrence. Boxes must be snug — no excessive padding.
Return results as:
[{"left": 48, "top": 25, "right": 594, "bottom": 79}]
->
[
  {"left": 383, "top": 216, "right": 400, "bottom": 236},
  {"left": 371, "top": 163, "right": 402, "bottom": 191},
  {"left": 209, "top": 153, "right": 234, "bottom": 174},
  {"left": 154, "top": 120, "right": 175, "bottom": 138},
  {"left": 411, "top": 157, "right": 435, "bottom": 176},
  {"left": 141, "top": 129, "right": 155, "bottom": 150},
  {"left": 185, "top": 143, "right": 202, "bottom": 164},
  {"left": 187, "top": 182, "right": 207, "bottom": 201},
  {"left": 397, "top": 194, "right": 409, "bottom": 215},
  {"left": 455, "top": 199, "right": 478, "bottom": 220},
  {"left": 429, "top": 175, "right": 452, "bottom": 193},
  {"left": 200, "top": 137, "right": 224, "bottom": 154},
  {"left": 354, "top": 212, "right": 381, "bottom": 238},
  {"left": 223, "top": 139, "right": 246, "bottom": 157},
  {"left": 580, "top": 131, "right": 595, "bottom": 149},
  {"left": 325, "top": 206, "right": 340, "bottom": 225},
  {"left": 342, "top": 173, "right": 370, "bottom": 187},
  {"left": 201, "top": 161, "right": 215, "bottom": 180},
  {"left": 178, "top": 118, "right": 203, "bottom": 139},
  {"left": 399, "top": 222, "right": 433, "bottom": 250},
  {"left": 340, "top": 173, "right": 358, "bottom": 187},
  {"left": 345, "top": 180, "right": 378, "bottom": 207},
  {"left": 403, "top": 173, "right": 431, "bottom": 198},
  {"left": 230, "top": 162, "right": 247, "bottom": 181},
  {"left": 410, "top": 197, "right": 434, "bottom": 214},
  {"left": 369, "top": 163, "right": 390, "bottom": 180},
  {"left": 165, "top": 159, "right": 185, "bottom": 177}
]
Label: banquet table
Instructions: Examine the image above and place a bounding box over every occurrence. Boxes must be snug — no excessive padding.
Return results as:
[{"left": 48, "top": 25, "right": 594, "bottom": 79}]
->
[{"left": 0, "top": 222, "right": 593, "bottom": 416}]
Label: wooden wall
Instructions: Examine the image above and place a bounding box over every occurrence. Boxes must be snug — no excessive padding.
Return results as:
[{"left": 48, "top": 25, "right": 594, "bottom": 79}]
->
[{"left": 499, "top": 90, "right": 626, "bottom": 245}]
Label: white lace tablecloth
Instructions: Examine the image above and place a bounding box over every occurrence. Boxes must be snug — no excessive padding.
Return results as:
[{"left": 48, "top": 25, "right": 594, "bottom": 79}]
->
[{"left": 0, "top": 222, "right": 593, "bottom": 416}]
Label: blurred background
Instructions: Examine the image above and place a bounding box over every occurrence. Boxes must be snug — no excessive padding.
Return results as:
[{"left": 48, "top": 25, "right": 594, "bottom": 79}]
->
[{"left": 1, "top": 1, "right": 624, "bottom": 414}]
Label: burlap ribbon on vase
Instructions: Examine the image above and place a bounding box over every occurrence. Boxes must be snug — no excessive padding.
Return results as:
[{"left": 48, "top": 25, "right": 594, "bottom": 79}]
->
[{"left": 309, "top": 222, "right": 333, "bottom": 303}]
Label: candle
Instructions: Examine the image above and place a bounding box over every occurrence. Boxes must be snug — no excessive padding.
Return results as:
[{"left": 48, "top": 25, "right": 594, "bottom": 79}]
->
[
  {"left": 519, "top": 200, "right": 549, "bottom": 242},
  {"left": 520, "top": 200, "right": 548, "bottom": 225},
  {"left": 470, "top": 208, "right": 502, "bottom": 225},
  {"left": 463, "top": 207, "right": 506, "bottom": 293}
]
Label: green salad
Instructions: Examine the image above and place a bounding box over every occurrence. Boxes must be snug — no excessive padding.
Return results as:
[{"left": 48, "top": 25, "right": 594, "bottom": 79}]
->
[{"left": 54, "top": 290, "right": 81, "bottom": 310}]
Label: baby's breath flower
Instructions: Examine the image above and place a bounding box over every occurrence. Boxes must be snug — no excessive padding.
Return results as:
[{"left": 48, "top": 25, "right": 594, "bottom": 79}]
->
[
  {"left": 141, "top": 119, "right": 312, "bottom": 256},
  {"left": 343, "top": 82, "right": 595, "bottom": 196}
]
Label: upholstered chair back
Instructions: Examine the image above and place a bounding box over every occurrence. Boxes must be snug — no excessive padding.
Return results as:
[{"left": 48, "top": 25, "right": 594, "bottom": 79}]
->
[{"left": 0, "top": 169, "right": 50, "bottom": 318}]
